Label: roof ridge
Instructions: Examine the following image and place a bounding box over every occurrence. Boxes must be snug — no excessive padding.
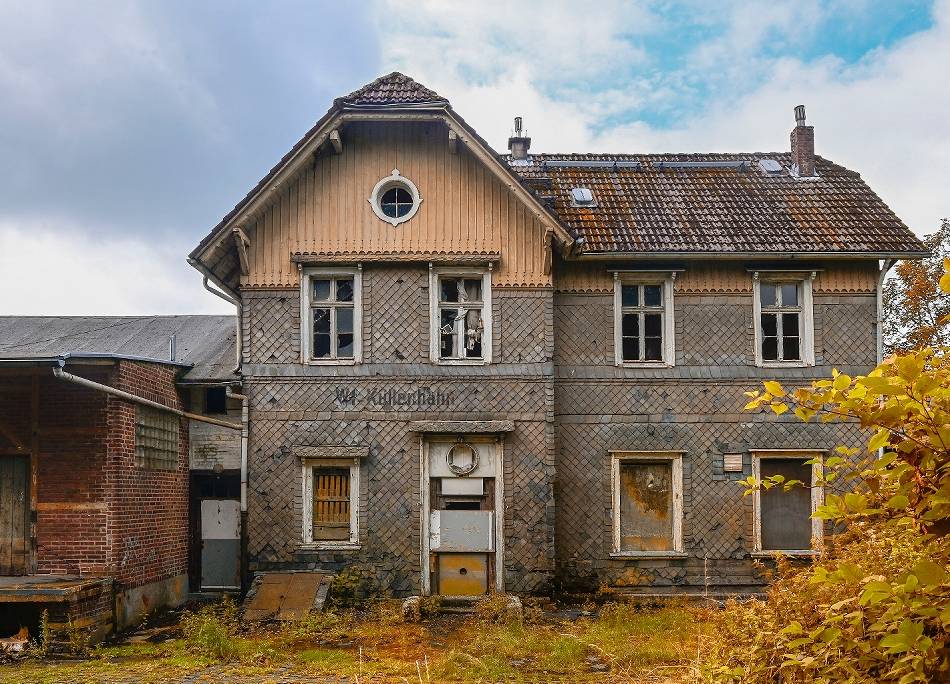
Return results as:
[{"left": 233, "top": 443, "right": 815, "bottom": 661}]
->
[{"left": 338, "top": 71, "right": 446, "bottom": 106}]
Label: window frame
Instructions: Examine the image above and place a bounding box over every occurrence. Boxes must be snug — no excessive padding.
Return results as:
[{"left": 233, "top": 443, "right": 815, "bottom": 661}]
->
[
  {"left": 428, "top": 265, "right": 493, "bottom": 365},
  {"left": 752, "top": 272, "right": 815, "bottom": 367},
  {"left": 301, "top": 457, "right": 360, "bottom": 549},
  {"left": 368, "top": 169, "right": 422, "bottom": 227},
  {"left": 613, "top": 272, "right": 676, "bottom": 367},
  {"left": 610, "top": 450, "right": 685, "bottom": 558},
  {"left": 300, "top": 266, "right": 362, "bottom": 365},
  {"left": 751, "top": 449, "right": 824, "bottom": 556}
]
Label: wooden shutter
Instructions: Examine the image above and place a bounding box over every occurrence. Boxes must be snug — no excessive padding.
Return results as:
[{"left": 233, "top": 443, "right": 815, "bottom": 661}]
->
[{"left": 312, "top": 467, "right": 351, "bottom": 541}]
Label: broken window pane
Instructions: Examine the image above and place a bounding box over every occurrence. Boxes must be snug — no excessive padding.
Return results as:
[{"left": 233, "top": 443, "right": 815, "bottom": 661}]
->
[
  {"left": 440, "top": 279, "right": 459, "bottom": 303},
  {"left": 464, "top": 309, "right": 483, "bottom": 357},
  {"left": 312, "top": 467, "right": 351, "bottom": 541},
  {"left": 440, "top": 309, "right": 458, "bottom": 358},
  {"left": 621, "top": 284, "right": 639, "bottom": 307},
  {"left": 313, "top": 309, "right": 331, "bottom": 358},
  {"left": 619, "top": 461, "right": 673, "bottom": 552},
  {"left": 312, "top": 279, "right": 331, "bottom": 302},
  {"left": 644, "top": 284, "right": 662, "bottom": 307},
  {"left": 760, "top": 459, "right": 813, "bottom": 550},
  {"left": 337, "top": 308, "right": 354, "bottom": 358},
  {"left": 336, "top": 278, "right": 354, "bottom": 302}
]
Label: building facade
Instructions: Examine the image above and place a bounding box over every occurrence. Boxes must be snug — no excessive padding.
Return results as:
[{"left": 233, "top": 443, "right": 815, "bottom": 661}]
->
[{"left": 187, "top": 73, "right": 926, "bottom": 597}]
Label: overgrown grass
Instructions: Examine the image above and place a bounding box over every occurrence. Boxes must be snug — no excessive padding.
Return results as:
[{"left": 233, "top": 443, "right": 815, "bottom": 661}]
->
[{"left": 1, "top": 596, "right": 712, "bottom": 683}]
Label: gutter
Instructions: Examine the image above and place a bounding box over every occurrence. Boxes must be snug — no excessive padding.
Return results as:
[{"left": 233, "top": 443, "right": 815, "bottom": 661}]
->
[
  {"left": 52, "top": 364, "right": 241, "bottom": 431},
  {"left": 877, "top": 258, "right": 898, "bottom": 363},
  {"left": 573, "top": 250, "right": 931, "bottom": 262}
]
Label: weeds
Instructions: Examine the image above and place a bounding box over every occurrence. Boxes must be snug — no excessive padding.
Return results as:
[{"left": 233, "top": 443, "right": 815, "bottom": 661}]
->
[{"left": 179, "top": 596, "right": 239, "bottom": 661}]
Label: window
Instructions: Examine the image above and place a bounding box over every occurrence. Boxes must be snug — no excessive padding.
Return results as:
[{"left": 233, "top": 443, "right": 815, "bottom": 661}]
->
[
  {"left": 204, "top": 387, "right": 227, "bottom": 415},
  {"left": 300, "top": 268, "right": 362, "bottom": 363},
  {"left": 302, "top": 459, "right": 359, "bottom": 546},
  {"left": 752, "top": 451, "right": 823, "bottom": 553},
  {"left": 753, "top": 273, "right": 815, "bottom": 366},
  {"left": 611, "top": 452, "right": 683, "bottom": 555},
  {"left": 368, "top": 169, "right": 422, "bottom": 226},
  {"left": 430, "top": 268, "right": 492, "bottom": 363},
  {"left": 135, "top": 406, "right": 179, "bottom": 470},
  {"left": 613, "top": 274, "right": 675, "bottom": 365}
]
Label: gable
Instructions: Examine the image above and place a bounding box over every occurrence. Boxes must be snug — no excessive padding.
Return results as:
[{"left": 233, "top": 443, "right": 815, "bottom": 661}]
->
[{"left": 241, "top": 121, "right": 554, "bottom": 288}]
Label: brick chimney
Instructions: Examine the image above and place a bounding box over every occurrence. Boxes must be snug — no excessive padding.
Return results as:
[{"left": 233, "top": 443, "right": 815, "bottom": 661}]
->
[
  {"left": 790, "top": 104, "right": 816, "bottom": 177},
  {"left": 507, "top": 116, "right": 531, "bottom": 160}
]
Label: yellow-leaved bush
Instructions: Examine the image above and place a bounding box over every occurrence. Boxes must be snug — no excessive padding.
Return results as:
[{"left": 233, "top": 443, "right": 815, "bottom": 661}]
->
[{"left": 703, "top": 263, "right": 950, "bottom": 684}]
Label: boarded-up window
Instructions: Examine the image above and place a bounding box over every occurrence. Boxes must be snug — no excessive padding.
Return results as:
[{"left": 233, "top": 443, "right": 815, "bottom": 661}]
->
[
  {"left": 135, "top": 406, "right": 179, "bottom": 470},
  {"left": 311, "top": 467, "right": 351, "bottom": 541},
  {"left": 618, "top": 461, "right": 673, "bottom": 552},
  {"left": 760, "top": 458, "right": 813, "bottom": 550}
]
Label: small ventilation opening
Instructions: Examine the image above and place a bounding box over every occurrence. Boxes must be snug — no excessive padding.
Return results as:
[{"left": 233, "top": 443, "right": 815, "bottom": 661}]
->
[{"left": 571, "top": 187, "right": 595, "bottom": 205}]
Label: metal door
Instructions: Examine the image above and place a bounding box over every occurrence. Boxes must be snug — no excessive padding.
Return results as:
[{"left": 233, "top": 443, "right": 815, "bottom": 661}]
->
[
  {"left": 200, "top": 499, "right": 240, "bottom": 590},
  {"left": 0, "top": 455, "right": 31, "bottom": 575}
]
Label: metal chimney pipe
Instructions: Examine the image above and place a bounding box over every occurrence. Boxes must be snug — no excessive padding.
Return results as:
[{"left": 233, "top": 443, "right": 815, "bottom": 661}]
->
[{"left": 794, "top": 104, "right": 806, "bottom": 127}]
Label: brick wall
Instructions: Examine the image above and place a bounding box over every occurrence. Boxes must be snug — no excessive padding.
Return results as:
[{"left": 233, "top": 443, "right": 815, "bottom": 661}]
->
[{"left": 0, "top": 362, "right": 187, "bottom": 593}]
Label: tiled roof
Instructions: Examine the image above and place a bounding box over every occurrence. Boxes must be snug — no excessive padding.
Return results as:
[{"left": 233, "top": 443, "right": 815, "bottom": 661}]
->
[
  {"left": 337, "top": 72, "right": 447, "bottom": 107},
  {"left": 511, "top": 153, "right": 926, "bottom": 255},
  {"left": 0, "top": 316, "right": 236, "bottom": 382}
]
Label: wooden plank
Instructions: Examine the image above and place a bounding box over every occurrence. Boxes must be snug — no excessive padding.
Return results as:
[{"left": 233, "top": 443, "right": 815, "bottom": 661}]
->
[
  {"left": 30, "top": 371, "right": 39, "bottom": 573},
  {"left": 11, "top": 457, "right": 28, "bottom": 572},
  {"left": 0, "top": 458, "right": 12, "bottom": 574}
]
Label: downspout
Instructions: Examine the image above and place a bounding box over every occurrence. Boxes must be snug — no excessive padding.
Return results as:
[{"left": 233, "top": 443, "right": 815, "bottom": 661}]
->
[
  {"left": 200, "top": 276, "right": 242, "bottom": 374},
  {"left": 225, "top": 385, "right": 249, "bottom": 594},
  {"left": 877, "top": 259, "right": 897, "bottom": 364},
  {"left": 52, "top": 365, "right": 241, "bottom": 430}
]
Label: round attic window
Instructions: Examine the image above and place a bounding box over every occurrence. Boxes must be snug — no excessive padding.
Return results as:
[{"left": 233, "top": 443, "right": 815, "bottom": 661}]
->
[{"left": 369, "top": 169, "right": 422, "bottom": 226}]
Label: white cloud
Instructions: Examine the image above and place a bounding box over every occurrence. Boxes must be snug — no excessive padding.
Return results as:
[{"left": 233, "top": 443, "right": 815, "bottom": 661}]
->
[
  {"left": 0, "top": 221, "right": 232, "bottom": 316},
  {"left": 381, "top": 0, "right": 950, "bottom": 236}
]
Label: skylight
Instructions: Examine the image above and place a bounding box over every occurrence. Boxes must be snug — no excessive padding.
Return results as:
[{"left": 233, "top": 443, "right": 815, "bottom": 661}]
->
[
  {"left": 758, "top": 159, "right": 783, "bottom": 174},
  {"left": 571, "top": 187, "right": 595, "bottom": 205}
]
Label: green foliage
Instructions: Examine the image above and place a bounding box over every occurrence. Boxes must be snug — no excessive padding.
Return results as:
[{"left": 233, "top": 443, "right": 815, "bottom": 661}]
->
[
  {"left": 179, "top": 596, "right": 239, "bottom": 661},
  {"left": 709, "top": 264, "right": 950, "bottom": 683},
  {"left": 325, "top": 567, "right": 381, "bottom": 608},
  {"left": 31, "top": 609, "right": 51, "bottom": 658}
]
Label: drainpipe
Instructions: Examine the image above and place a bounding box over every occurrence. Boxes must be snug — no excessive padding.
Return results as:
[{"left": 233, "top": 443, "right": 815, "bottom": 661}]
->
[
  {"left": 877, "top": 259, "right": 897, "bottom": 364},
  {"left": 200, "top": 276, "right": 242, "bottom": 373},
  {"left": 52, "top": 365, "right": 241, "bottom": 430},
  {"left": 225, "top": 385, "right": 249, "bottom": 595}
]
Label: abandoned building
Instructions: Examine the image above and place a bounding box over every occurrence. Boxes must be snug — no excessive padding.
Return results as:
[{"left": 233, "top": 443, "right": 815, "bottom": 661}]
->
[
  {"left": 0, "top": 71, "right": 928, "bottom": 640},
  {"left": 0, "top": 316, "right": 240, "bottom": 643}
]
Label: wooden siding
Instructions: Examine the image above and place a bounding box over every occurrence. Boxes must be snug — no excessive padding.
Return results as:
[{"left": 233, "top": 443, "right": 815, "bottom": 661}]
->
[
  {"left": 243, "top": 121, "right": 551, "bottom": 288},
  {"left": 555, "top": 261, "right": 879, "bottom": 294}
]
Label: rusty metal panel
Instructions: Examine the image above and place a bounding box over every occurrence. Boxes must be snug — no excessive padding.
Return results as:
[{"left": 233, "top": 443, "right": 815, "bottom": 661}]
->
[
  {"left": 243, "top": 572, "right": 328, "bottom": 622},
  {"left": 619, "top": 461, "right": 673, "bottom": 552},
  {"left": 430, "top": 511, "right": 494, "bottom": 552},
  {"left": 760, "top": 459, "right": 813, "bottom": 550},
  {"left": 437, "top": 553, "right": 488, "bottom": 596}
]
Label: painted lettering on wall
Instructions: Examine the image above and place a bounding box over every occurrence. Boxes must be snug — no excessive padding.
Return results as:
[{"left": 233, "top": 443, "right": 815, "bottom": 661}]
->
[{"left": 333, "top": 386, "right": 456, "bottom": 409}]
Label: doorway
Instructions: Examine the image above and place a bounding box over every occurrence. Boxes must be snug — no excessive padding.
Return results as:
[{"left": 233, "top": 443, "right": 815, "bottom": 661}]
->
[
  {"left": 421, "top": 436, "right": 503, "bottom": 596},
  {"left": 0, "top": 454, "right": 31, "bottom": 576},
  {"left": 189, "top": 470, "right": 241, "bottom": 591}
]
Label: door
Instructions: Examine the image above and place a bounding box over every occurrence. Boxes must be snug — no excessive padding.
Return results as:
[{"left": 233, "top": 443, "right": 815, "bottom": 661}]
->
[
  {"left": 200, "top": 499, "right": 241, "bottom": 590},
  {"left": 0, "top": 455, "right": 31, "bottom": 576}
]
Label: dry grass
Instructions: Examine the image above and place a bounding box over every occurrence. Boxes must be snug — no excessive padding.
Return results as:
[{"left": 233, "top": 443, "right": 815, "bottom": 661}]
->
[{"left": 0, "top": 597, "right": 713, "bottom": 683}]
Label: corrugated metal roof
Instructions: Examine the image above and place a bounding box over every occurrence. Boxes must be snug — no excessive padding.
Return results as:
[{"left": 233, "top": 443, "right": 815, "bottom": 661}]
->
[
  {"left": 0, "top": 316, "right": 236, "bottom": 382},
  {"left": 511, "top": 153, "right": 926, "bottom": 255}
]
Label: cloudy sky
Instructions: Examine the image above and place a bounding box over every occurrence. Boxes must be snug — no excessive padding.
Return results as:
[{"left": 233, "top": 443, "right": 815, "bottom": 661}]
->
[{"left": 1, "top": 0, "right": 946, "bottom": 315}]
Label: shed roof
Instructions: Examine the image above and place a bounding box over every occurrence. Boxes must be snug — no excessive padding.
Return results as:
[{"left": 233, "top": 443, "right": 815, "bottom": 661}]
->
[
  {"left": 511, "top": 153, "right": 925, "bottom": 256},
  {"left": 0, "top": 316, "right": 236, "bottom": 382}
]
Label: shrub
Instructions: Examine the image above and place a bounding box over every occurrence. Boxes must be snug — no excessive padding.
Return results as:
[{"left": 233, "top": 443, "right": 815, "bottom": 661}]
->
[{"left": 179, "top": 597, "right": 239, "bottom": 661}]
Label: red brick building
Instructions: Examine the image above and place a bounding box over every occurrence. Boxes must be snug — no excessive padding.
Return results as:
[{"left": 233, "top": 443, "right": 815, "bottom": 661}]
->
[{"left": 0, "top": 316, "right": 237, "bottom": 645}]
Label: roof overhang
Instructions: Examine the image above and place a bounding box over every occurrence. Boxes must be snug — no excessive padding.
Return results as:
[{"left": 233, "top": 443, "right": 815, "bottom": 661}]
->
[
  {"left": 189, "top": 102, "right": 574, "bottom": 291},
  {"left": 574, "top": 250, "right": 930, "bottom": 261}
]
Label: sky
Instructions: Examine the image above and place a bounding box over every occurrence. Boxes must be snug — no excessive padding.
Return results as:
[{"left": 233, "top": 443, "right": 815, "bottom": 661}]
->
[{"left": 0, "top": 0, "right": 947, "bottom": 315}]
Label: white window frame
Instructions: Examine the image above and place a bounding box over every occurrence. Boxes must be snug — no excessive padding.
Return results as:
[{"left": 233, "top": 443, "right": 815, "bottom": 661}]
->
[
  {"left": 610, "top": 451, "right": 685, "bottom": 557},
  {"left": 751, "top": 449, "right": 824, "bottom": 556},
  {"left": 368, "top": 169, "right": 422, "bottom": 227},
  {"left": 300, "top": 266, "right": 362, "bottom": 365},
  {"left": 752, "top": 271, "right": 815, "bottom": 367},
  {"left": 613, "top": 272, "right": 676, "bottom": 367},
  {"left": 429, "top": 265, "right": 493, "bottom": 365},
  {"left": 301, "top": 457, "right": 360, "bottom": 549}
]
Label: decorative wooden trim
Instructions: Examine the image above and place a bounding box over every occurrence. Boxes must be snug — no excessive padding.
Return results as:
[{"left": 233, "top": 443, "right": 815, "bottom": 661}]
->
[
  {"left": 447, "top": 129, "right": 458, "bottom": 154},
  {"left": 232, "top": 227, "right": 250, "bottom": 276},
  {"left": 329, "top": 128, "right": 342, "bottom": 155},
  {"left": 292, "top": 251, "right": 501, "bottom": 265}
]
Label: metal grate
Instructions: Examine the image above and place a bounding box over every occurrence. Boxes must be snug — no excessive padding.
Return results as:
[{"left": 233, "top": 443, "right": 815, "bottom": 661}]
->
[{"left": 135, "top": 406, "right": 179, "bottom": 470}]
